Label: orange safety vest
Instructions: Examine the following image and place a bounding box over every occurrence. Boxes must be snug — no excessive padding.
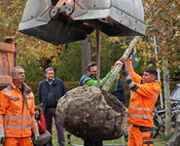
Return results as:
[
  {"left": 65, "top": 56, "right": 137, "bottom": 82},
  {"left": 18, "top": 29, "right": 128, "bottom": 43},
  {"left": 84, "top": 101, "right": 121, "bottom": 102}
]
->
[
  {"left": 0, "top": 83, "right": 38, "bottom": 137},
  {"left": 126, "top": 59, "right": 161, "bottom": 127}
]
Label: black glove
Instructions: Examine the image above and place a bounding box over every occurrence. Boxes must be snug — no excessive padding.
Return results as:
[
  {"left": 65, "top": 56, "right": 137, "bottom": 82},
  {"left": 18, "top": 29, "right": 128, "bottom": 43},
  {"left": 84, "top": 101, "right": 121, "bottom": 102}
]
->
[
  {"left": 120, "top": 59, "right": 129, "bottom": 77},
  {"left": 120, "top": 59, "right": 126, "bottom": 70}
]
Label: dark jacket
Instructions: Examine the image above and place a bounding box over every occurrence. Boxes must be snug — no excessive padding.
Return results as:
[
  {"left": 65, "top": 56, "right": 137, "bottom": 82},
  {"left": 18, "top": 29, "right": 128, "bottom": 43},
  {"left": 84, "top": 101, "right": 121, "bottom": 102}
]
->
[
  {"left": 38, "top": 78, "right": 66, "bottom": 110},
  {"left": 112, "top": 80, "right": 126, "bottom": 104}
]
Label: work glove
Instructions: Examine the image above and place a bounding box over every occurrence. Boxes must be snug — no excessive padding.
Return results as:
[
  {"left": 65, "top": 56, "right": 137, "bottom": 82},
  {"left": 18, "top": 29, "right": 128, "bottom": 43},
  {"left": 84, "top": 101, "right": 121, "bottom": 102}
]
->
[
  {"left": 32, "top": 127, "right": 40, "bottom": 142},
  {"left": 0, "top": 127, "right": 5, "bottom": 144},
  {"left": 120, "top": 59, "right": 128, "bottom": 77}
]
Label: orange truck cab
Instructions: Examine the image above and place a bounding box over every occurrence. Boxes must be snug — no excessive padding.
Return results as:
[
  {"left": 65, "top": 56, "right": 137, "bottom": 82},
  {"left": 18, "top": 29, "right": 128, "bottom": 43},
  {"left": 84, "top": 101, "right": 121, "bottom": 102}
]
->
[{"left": 0, "top": 36, "right": 17, "bottom": 90}]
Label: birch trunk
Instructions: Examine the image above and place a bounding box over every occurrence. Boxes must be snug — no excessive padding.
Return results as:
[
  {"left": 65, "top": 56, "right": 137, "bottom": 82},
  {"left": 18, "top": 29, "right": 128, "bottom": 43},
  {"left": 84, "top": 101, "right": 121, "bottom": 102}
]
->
[
  {"left": 163, "top": 59, "right": 171, "bottom": 136},
  {"left": 102, "top": 36, "right": 140, "bottom": 91}
]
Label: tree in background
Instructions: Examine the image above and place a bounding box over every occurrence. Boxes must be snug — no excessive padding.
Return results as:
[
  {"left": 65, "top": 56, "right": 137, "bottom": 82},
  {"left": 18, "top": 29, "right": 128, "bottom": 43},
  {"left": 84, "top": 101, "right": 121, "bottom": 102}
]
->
[
  {"left": 0, "top": 0, "right": 64, "bottom": 82},
  {"left": 81, "top": 36, "right": 91, "bottom": 75}
]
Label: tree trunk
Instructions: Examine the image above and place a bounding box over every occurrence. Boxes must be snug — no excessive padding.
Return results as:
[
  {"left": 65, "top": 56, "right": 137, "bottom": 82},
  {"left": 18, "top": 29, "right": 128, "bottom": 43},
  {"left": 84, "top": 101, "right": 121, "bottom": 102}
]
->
[
  {"left": 166, "top": 115, "right": 180, "bottom": 146},
  {"left": 81, "top": 36, "right": 91, "bottom": 75},
  {"left": 164, "top": 59, "right": 171, "bottom": 136},
  {"left": 102, "top": 36, "right": 140, "bottom": 91}
]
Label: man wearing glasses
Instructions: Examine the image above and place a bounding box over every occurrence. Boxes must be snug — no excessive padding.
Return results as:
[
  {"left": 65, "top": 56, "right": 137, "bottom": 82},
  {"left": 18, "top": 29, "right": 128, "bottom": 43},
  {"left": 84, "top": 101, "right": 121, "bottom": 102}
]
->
[{"left": 80, "top": 61, "right": 119, "bottom": 146}]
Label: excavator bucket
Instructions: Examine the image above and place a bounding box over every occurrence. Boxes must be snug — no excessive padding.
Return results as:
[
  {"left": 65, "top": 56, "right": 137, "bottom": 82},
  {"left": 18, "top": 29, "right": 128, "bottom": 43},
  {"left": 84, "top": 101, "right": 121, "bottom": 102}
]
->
[
  {"left": 19, "top": 0, "right": 145, "bottom": 45},
  {"left": 18, "top": 0, "right": 93, "bottom": 45}
]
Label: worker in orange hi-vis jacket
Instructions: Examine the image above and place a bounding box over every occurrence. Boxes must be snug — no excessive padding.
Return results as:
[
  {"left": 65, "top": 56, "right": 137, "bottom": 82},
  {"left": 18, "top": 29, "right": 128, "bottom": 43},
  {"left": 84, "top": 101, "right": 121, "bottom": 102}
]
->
[
  {"left": 0, "top": 66, "right": 39, "bottom": 146},
  {"left": 117, "top": 58, "right": 161, "bottom": 146}
]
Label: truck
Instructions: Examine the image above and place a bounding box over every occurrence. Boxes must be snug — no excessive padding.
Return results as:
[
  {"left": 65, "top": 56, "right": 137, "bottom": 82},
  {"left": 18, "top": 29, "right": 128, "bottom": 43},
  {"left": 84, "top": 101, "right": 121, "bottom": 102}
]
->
[{"left": 0, "top": 36, "right": 17, "bottom": 90}]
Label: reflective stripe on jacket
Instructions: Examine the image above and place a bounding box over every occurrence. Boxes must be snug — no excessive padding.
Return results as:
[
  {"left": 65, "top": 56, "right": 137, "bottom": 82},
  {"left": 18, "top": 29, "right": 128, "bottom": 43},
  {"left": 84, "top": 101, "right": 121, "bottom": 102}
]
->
[
  {"left": 0, "top": 83, "right": 38, "bottom": 137},
  {"left": 126, "top": 59, "right": 161, "bottom": 127}
]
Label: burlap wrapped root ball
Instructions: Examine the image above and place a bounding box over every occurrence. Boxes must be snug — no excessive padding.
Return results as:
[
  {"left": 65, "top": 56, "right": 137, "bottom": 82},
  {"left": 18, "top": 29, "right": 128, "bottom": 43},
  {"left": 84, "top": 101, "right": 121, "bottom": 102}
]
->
[{"left": 56, "top": 86, "right": 128, "bottom": 140}]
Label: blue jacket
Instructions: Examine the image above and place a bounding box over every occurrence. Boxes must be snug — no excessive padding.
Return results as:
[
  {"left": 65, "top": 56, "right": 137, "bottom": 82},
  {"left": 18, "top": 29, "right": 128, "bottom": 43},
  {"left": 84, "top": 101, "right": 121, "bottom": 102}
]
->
[
  {"left": 112, "top": 80, "right": 126, "bottom": 104},
  {"left": 38, "top": 78, "right": 66, "bottom": 110},
  {"left": 79, "top": 74, "right": 95, "bottom": 86}
]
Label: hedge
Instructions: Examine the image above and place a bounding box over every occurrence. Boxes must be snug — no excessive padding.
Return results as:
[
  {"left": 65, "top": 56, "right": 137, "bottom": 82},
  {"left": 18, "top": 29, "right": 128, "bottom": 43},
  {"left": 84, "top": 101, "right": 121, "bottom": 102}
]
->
[{"left": 28, "top": 81, "right": 79, "bottom": 105}]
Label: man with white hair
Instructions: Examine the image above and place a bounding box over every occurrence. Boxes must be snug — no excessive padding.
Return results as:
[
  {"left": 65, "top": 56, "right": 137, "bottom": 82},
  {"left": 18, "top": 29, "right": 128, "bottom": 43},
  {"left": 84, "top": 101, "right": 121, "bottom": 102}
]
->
[{"left": 0, "top": 66, "right": 39, "bottom": 146}]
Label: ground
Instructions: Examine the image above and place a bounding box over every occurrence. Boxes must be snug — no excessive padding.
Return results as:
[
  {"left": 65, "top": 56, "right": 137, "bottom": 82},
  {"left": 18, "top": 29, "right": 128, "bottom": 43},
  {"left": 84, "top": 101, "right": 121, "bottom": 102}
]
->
[{"left": 52, "top": 130, "right": 168, "bottom": 146}]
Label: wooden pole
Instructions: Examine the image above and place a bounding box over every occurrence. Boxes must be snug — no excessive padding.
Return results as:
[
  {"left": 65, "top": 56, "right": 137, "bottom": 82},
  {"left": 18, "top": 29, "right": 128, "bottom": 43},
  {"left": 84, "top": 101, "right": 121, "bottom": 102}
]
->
[{"left": 96, "top": 30, "right": 100, "bottom": 88}]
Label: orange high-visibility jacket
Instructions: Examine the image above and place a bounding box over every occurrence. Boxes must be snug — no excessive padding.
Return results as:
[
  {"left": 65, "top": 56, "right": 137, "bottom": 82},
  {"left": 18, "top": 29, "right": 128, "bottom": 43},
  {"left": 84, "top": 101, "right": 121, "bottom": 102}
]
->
[
  {"left": 0, "top": 83, "right": 38, "bottom": 137},
  {"left": 126, "top": 59, "right": 161, "bottom": 128}
]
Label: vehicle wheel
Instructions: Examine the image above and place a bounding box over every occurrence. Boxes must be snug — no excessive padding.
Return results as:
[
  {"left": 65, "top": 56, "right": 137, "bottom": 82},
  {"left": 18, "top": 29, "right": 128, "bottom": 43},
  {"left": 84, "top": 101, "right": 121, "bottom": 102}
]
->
[
  {"left": 171, "top": 114, "right": 177, "bottom": 128},
  {"left": 153, "top": 120, "right": 160, "bottom": 138},
  {"left": 153, "top": 127, "right": 159, "bottom": 138}
]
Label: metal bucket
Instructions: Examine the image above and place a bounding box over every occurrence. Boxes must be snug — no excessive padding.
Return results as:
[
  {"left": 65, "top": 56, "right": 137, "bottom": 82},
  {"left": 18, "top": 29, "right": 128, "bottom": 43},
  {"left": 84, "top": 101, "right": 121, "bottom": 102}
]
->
[{"left": 19, "top": 0, "right": 145, "bottom": 45}]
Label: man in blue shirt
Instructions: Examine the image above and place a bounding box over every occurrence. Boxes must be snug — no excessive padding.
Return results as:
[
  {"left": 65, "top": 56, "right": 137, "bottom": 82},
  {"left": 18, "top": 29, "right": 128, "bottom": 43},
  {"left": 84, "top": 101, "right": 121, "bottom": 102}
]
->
[{"left": 38, "top": 67, "right": 66, "bottom": 146}]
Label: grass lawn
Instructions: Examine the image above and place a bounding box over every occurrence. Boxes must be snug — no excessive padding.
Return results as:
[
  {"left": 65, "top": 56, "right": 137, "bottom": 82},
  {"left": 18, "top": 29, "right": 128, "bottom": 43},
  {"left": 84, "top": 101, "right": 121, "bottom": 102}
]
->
[{"left": 52, "top": 131, "right": 169, "bottom": 146}]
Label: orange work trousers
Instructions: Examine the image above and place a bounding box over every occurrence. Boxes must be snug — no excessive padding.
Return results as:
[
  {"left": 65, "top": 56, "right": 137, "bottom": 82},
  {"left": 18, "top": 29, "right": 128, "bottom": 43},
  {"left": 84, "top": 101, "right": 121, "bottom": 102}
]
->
[
  {"left": 4, "top": 137, "right": 32, "bottom": 146},
  {"left": 128, "top": 125, "right": 153, "bottom": 146}
]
